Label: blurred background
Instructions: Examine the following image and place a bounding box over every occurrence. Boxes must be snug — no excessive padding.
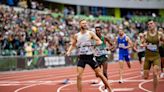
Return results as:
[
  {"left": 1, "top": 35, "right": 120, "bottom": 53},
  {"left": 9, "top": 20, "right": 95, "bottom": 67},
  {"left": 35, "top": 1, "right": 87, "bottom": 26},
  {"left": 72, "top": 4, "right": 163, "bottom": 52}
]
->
[{"left": 0, "top": 0, "right": 164, "bottom": 71}]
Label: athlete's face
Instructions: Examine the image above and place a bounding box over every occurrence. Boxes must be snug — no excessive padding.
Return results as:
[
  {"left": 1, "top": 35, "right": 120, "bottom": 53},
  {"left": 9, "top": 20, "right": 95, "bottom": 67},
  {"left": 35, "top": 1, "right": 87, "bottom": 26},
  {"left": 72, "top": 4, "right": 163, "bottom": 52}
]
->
[
  {"left": 159, "top": 28, "right": 164, "bottom": 33},
  {"left": 147, "top": 21, "right": 156, "bottom": 31},
  {"left": 118, "top": 28, "right": 124, "bottom": 36},
  {"left": 139, "top": 33, "right": 143, "bottom": 39},
  {"left": 80, "top": 20, "right": 88, "bottom": 30},
  {"left": 95, "top": 27, "right": 101, "bottom": 36}
]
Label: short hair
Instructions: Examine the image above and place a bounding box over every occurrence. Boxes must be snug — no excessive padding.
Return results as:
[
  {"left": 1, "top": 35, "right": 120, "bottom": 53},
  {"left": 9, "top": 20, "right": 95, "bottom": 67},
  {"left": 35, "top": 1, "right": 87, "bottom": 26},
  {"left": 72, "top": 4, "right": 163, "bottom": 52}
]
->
[
  {"left": 146, "top": 18, "right": 156, "bottom": 24},
  {"left": 95, "top": 24, "right": 102, "bottom": 29},
  {"left": 79, "top": 19, "right": 86, "bottom": 24}
]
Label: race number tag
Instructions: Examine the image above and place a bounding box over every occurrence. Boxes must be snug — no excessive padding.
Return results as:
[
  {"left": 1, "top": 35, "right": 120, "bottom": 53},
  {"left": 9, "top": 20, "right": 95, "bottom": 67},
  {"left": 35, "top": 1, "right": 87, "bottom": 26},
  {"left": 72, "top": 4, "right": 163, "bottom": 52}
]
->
[
  {"left": 96, "top": 50, "right": 105, "bottom": 56},
  {"left": 118, "top": 43, "right": 125, "bottom": 48},
  {"left": 79, "top": 47, "right": 89, "bottom": 54},
  {"left": 137, "top": 46, "right": 145, "bottom": 52},
  {"left": 147, "top": 43, "right": 157, "bottom": 51}
]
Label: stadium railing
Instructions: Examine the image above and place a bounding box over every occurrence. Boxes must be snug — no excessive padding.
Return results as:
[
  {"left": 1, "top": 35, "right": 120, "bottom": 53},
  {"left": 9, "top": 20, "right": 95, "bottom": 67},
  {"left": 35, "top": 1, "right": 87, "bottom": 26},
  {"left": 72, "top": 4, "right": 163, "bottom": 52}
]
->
[{"left": 0, "top": 55, "right": 79, "bottom": 71}]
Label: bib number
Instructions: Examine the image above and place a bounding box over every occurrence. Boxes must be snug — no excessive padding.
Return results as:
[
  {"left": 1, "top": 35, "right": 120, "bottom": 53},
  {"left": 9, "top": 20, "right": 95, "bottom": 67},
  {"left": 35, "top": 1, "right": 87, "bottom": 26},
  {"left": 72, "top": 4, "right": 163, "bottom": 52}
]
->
[
  {"left": 119, "top": 44, "right": 125, "bottom": 48},
  {"left": 96, "top": 49, "right": 106, "bottom": 56},
  {"left": 147, "top": 44, "right": 157, "bottom": 51},
  {"left": 79, "top": 47, "right": 89, "bottom": 54}
]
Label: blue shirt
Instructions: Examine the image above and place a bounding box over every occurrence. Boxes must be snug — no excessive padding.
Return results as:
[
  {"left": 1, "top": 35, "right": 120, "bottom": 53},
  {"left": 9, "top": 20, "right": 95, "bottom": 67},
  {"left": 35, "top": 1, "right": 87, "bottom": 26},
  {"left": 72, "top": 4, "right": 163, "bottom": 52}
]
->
[{"left": 117, "top": 35, "right": 129, "bottom": 55}]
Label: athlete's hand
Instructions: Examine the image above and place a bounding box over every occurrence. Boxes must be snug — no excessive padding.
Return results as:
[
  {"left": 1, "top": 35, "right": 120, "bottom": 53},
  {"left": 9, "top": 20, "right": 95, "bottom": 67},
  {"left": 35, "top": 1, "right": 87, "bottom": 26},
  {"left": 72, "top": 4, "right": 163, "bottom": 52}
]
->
[
  {"left": 66, "top": 51, "right": 71, "bottom": 56},
  {"left": 141, "top": 43, "right": 147, "bottom": 47},
  {"left": 121, "top": 46, "right": 126, "bottom": 49}
]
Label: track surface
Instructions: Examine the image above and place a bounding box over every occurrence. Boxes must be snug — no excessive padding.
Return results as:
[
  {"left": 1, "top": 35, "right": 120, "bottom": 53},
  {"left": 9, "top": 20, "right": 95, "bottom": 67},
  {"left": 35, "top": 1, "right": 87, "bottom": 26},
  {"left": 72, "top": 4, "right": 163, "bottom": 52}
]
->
[{"left": 0, "top": 61, "right": 163, "bottom": 92}]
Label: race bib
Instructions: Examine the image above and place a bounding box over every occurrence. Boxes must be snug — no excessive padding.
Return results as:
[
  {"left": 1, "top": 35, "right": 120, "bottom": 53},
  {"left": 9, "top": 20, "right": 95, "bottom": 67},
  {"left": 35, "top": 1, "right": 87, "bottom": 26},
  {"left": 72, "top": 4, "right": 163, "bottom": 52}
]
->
[
  {"left": 79, "top": 47, "right": 89, "bottom": 54},
  {"left": 137, "top": 46, "right": 145, "bottom": 52},
  {"left": 95, "top": 49, "right": 107, "bottom": 56},
  {"left": 147, "top": 44, "right": 157, "bottom": 51},
  {"left": 118, "top": 43, "right": 125, "bottom": 48}
]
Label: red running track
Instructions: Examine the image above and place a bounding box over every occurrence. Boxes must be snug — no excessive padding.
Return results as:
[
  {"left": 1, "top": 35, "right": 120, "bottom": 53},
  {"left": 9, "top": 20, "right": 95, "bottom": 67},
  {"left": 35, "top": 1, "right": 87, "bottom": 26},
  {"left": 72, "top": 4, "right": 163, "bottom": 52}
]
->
[{"left": 0, "top": 61, "right": 163, "bottom": 92}]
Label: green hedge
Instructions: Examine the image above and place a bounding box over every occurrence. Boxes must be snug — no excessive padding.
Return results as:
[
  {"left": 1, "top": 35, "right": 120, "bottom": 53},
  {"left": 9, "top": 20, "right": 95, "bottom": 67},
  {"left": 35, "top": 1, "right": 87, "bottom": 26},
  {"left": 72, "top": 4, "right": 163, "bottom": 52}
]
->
[
  {"left": 131, "top": 16, "right": 164, "bottom": 23},
  {"left": 51, "top": 13, "right": 164, "bottom": 23}
]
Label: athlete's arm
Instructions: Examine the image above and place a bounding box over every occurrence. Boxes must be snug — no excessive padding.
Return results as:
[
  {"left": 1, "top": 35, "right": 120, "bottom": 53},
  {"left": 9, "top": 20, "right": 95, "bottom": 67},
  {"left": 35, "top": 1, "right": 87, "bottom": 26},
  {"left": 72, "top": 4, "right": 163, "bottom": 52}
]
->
[
  {"left": 133, "top": 40, "right": 138, "bottom": 52},
  {"left": 105, "top": 36, "right": 113, "bottom": 46},
  {"left": 125, "top": 36, "right": 133, "bottom": 49},
  {"left": 142, "top": 31, "right": 148, "bottom": 47},
  {"left": 104, "top": 36, "right": 114, "bottom": 50},
  {"left": 66, "top": 34, "right": 77, "bottom": 56},
  {"left": 113, "top": 37, "right": 118, "bottom": 50},
  {"left": 90, "top": 31, "right": 102, "bottom": 45},
  {"left": 159, "top": 31, "right": 164, "bottom": 42}
]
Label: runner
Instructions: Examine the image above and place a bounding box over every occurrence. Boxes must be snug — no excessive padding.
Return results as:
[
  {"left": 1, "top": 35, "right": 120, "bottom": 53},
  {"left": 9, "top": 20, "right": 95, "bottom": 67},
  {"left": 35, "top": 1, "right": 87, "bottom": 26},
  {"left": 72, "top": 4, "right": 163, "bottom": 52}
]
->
[
  {"left": 159, "top": 27, "right": 164, "bottom": 78},
  {"left": 114, "top": 26, "right": 133, "bottom": 83},
  {"left": 143, "top": 19, "right": 164, "bottom": 92},
  {"left": 94, "top": 25, "right": 113, "bottom": 91},
  {"left": 66, "top": 19, "right": 112, "bottom": 92},
  {"left": 134, "top": 33, "right": 145, "bottom": 74}
]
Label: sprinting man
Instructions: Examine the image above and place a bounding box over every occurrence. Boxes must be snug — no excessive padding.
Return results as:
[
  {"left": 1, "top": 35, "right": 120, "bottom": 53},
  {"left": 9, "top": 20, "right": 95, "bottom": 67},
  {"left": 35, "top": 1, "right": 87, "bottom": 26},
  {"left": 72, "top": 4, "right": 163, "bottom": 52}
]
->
[
  {"left": 159, "top": 27, "right": 164, "bottom": 78},
  {"left": 142, "top": 19, "right": 164, "bottom": 92},
  {"left": 134, "top": 33, "right": 145, "bottom": 74},
  {"left": 66, "top": 19, "right": 112, "bottom": 92},
  {"left": 94, "top": 25, "right": 113, "bottom": 90},
  {"left": 114, "top": 26, "right": 133, "bottom": 83}
]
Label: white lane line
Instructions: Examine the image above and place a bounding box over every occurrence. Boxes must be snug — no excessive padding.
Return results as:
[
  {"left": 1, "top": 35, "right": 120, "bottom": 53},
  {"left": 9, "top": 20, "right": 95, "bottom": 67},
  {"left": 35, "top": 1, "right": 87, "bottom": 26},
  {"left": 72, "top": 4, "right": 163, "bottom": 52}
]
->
[
  {"left": 139, "top": 80, "right": 164, "bottom": 92},
  {"left": 57, "top": 80, "right": 100, "bottom": 92},
  {"left": 0, "top": 69, "right": 95, "bottom": 81},
  {"left": 0, "top": 69, "right": 139, "bottom": 87},
  {"left": 14, "top": 84, "right": 40, "bottom": 92},
  {"left": 57, "top": 69, "right": 141, "bottom": 92},
  {"left": 0, "top": 70, "right": 79, "bottom": 80},
  {"left": 112, "top": 88, "right": 134, "bottom": 91},
  {"left": 139, "top": 79, "right": 152, "bottom": 92},
  {"left": 57, "top": 83, "right": 74, "bottom": 92},
  {"left": 14, "top": 81, "right": 58, "bottom": 92},
  {"left": 13, "top": 64, "right": 140, "bottom": 92},
  {"left": 98, "top": 71, "right": 149, "bottom": 92},
  {"left": 98, "top": 85, "right": 104, "bottom": 92},
  {"left": 0, "top": 67, "right": 139, "bottom": 86},
  {"left": 0, "top": 63, "right": 139, "bottom": 80}
]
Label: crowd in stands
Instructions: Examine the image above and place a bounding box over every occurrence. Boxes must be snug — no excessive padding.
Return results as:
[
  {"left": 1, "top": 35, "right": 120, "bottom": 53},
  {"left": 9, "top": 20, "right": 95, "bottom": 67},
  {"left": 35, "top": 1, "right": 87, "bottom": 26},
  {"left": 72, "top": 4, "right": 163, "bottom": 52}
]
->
[{"left": 0, "top": 4, "right": 164, "bottom": 57}]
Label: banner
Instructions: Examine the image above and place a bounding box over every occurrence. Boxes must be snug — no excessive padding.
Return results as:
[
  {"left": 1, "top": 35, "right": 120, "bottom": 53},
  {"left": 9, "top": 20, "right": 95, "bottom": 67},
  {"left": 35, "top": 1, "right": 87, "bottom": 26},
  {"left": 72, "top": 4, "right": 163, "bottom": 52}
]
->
[{"left": 44, "top": 56, "right": 65, "bottom": 67}]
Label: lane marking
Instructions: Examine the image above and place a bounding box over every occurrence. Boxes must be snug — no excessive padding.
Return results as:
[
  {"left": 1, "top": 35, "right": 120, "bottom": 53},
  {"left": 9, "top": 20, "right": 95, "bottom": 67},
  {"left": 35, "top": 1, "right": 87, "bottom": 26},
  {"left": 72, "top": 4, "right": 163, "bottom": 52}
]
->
[
  {"left": 139, "top": 79, "right": 152, "bottom": 92},
  {"left": 0, "top": 62, "right": 142, "bottom": 92},
  {"left": 57, "top": 83, "right": 74, "bottom": 92},
  {"left": 14, "top": 81, "right": 58, "bottom": 92},
  {"left": 56, "top": 70, "right": 141, "bottom": 92},
  {"left": 112, "top": 88, "right": 134, "bottom": 91}
]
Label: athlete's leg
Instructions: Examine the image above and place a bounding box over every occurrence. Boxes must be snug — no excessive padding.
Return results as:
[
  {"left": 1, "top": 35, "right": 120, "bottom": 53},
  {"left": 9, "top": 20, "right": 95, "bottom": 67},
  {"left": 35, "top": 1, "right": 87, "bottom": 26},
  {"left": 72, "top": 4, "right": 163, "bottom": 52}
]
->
[
  {"left": 138, "top": 52, "right": 142, "bottom": 64},
  {"left": 160, "top": 57, "right": 164, "bottom": 78},
  {"left": 153, "top": 65, "right": 160, "bottom": 92},
  {"left": 143, "top": 58, "right": 151, "bottom": 79},
  {"left": 161, "top": 57, "right": 164, "bottom": 72},
  {"left": 153, "top": 58, "right": 160, "bottom": 92},
  {"left": 119, "top": 61, "right": 124, "bottom": 83},
  {"left": 138, "top": 52, "right": 145, "bottom": 70},
  {"left": 118, "top": 54, "right": 124, "bottom": 83},
  {"left": 102, "top": 61, "right": 108, "bottom": 89},
  {"left": 77, "top": 66, "right": 84, "bottom": 92},
  {"left": 141, "top": 57, "right": 145, "bottom": 69},
  {"left": 94, "top": 67, "right": 112, "bottom": 92},
  {"left": 76, "top": 57, "right": 86, "bottom": 92},
  {"left": 102, "top": 61, "right": 108, "bottom": 79},
  {"left": 125, "top": 55, "right": 131, "bottom": 69}
]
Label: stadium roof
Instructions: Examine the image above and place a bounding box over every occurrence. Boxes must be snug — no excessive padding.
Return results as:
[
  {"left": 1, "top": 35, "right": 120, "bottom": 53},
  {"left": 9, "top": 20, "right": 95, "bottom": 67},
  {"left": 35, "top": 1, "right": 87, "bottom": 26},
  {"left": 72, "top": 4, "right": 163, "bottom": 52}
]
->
[{"left": 45, "top": 0, "right": 164, "bottom": 9}]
